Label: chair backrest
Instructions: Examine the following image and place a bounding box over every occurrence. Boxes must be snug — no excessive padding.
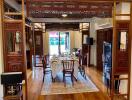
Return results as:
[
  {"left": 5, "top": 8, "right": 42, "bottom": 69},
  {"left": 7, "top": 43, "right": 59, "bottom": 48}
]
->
[
  {"left": 62, "top": 60, "right": 74, "bottom": 71},
  {"left": 79, "top": 55, "right": 82, "bottom": 65},
  {"left": 51, "top": 61, "right": 58, "bottom": 68},
  {"left": 79, "top": 54, "right": 87, "bottom": 65},
  {"left": 46, "top": 54, "right": 50, "bottom": 64}
]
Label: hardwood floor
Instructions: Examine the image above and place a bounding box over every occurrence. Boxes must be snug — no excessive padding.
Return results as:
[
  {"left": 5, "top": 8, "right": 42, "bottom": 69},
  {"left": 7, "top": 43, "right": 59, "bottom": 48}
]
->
[
  {"left": 27, "top": 67, "right": 111, "bottom": 100},
  {"left": 27, "top": 67, "right": 43, "bottom": 100}
]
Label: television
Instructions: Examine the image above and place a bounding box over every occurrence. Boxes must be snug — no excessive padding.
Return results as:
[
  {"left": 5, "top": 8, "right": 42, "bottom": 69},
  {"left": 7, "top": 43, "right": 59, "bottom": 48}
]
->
[{"left": 87, "top": 37, "right": 93, "bottom": 45}]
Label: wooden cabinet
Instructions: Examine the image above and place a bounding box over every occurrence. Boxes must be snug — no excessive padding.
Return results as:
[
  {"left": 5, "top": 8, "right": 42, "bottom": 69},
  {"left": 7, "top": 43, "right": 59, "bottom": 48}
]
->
[{"left": 4, "top": 22, "right": 25, "bottom": 73}]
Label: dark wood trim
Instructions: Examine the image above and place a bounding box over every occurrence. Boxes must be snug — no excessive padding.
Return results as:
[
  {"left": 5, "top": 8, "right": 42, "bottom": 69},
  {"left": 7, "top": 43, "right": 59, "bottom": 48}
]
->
[
  {"left": 26, "top": 0, "right": 29, "bottom": 17},
  {"left": 89, "top": 23, "right": 91, "bottom": 67}
]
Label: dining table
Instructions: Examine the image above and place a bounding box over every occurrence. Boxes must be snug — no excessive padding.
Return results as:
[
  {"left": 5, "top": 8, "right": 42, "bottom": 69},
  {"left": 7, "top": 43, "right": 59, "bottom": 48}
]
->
[{"left": 50, "top": 56, "right": 79, "bottom": 80}]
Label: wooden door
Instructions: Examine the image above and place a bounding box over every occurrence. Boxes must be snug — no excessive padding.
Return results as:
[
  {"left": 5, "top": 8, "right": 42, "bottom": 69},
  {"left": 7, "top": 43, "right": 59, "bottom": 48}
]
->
[
  {"left": 34, "top": 31, "right": 43, "bottom": 56},
  {"left": 96, "top": 28, "right": 112, "bottom": 71},
  {"left": 34, "top": 30, "right": 43, "bottom": 67},
  {"left": 25, "top": 26, "right": 33, "bottom": 69},
  {"left": 97, "top": 30, "right": 105, "bottom": 71}
]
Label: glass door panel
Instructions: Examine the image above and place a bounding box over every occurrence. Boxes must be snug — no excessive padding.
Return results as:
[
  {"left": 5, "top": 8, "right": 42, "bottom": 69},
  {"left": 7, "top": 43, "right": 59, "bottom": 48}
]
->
[
  {"left": 49, "top": 31, "right": 70, "bottom": 56},
  {"left": 60, "top": 32, "right": 70, "bottom": 54},
  {"left": 49, "top": 32, "right": 59, "bottom": 55}
]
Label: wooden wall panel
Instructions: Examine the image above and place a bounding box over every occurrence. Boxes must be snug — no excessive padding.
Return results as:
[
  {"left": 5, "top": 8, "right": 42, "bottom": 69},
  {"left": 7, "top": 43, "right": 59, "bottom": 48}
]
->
[{"left": 115, "top": 21, "right": 129, "bottom": 74}]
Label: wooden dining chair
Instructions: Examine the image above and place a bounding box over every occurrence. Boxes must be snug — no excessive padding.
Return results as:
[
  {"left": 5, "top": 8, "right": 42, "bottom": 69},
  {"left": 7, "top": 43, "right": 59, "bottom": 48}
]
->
[
  {"left": 62, "top": 60, "right": 74, "bottom": 86},
  {"left": 78, "top": 55, "right": 86, "bottom": 79},
  {"left": 73, "top": 60, "right": 79, "bottom": 81},
  {"left": 42, "top": 55, "right": 53, "bottom": 82}
]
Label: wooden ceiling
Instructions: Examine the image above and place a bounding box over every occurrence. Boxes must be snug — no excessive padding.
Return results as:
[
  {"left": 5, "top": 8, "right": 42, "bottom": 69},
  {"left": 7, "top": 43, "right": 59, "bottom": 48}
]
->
[{"left": 26, "top": 0, "right": 113, "bottom": 18}]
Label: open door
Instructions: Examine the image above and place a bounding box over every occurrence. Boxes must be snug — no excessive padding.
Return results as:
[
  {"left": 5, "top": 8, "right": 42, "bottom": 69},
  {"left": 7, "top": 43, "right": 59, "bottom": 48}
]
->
[{"left": 34, "top": 30, "right": 43, "bottom": 67}]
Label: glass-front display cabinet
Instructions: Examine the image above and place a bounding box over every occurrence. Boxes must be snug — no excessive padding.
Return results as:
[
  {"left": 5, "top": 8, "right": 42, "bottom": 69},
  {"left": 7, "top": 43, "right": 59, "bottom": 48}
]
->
[{"left": 4, "top": 22, "right": 24, "bottom": 72}]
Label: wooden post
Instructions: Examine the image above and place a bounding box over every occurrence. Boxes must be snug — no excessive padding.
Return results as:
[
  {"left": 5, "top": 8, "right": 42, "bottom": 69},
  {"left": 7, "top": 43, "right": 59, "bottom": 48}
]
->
[
  {"left": 111, "top": 1, "right": 116, "bottom": 100},
  {"left": 22, "top": 0, "right": 28, "bottom": 99}
]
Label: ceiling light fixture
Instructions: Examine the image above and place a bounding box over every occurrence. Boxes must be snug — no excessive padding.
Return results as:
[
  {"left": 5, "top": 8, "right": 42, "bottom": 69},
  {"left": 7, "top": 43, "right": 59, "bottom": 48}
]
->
[{"left": 62, "top": 14, "right": 68, "bottom": 17}]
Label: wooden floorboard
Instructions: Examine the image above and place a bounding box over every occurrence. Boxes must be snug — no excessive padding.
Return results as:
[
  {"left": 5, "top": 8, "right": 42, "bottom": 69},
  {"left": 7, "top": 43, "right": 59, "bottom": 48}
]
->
[{"left": 27, "top": 67, "right": 112, "bottom": 100}]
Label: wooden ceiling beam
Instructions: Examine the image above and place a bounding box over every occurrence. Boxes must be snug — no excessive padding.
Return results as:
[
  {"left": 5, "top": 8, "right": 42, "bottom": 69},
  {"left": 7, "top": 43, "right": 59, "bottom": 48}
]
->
[
  {"left": 27, "top": 0, "right": 131, "bottom": 2},
  {"left": 27, "top": 0, "right": 115, "bottom": 3},
  {"left": 28, "top": 1, "right": 113, "bottom": 7},
  {"left": 30, "top": 12, "right": 112, "bottom": 18},
  {"left": 26, "top": 0, "right": 113, "bottom": 18}
]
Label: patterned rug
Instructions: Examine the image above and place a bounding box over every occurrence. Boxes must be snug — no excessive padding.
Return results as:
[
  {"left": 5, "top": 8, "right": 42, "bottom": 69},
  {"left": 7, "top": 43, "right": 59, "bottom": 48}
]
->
[{"left": 41, "top": 72, "right": 99, "bottom": 95}]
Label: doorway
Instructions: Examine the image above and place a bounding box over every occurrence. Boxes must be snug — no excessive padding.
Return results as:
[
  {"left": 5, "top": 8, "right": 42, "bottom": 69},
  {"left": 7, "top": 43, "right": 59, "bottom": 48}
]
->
[{"left": 49, "top": 31, "right": 70, "bottom": 56}]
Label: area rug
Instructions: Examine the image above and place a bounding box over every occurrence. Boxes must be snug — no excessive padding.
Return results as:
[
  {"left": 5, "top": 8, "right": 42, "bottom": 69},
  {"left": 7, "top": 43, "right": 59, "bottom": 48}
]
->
[{"left": 41, "top": 72, "right": 99, "bottom": 95}]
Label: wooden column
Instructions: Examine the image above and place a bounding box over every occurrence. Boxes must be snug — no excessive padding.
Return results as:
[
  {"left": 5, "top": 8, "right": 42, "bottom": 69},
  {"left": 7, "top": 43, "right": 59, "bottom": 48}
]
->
[
  {"left": 111, "top": 1, "right": 132, "bottom": 100},
  {"left": 111, "top": 1, "right": 116, "bottom": 100},
  {"left": 1, "top": 0, "right": 28, "bottom": 99},
  {"left": 22, "top": 0, "right": 28, "bottom": 99}
]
